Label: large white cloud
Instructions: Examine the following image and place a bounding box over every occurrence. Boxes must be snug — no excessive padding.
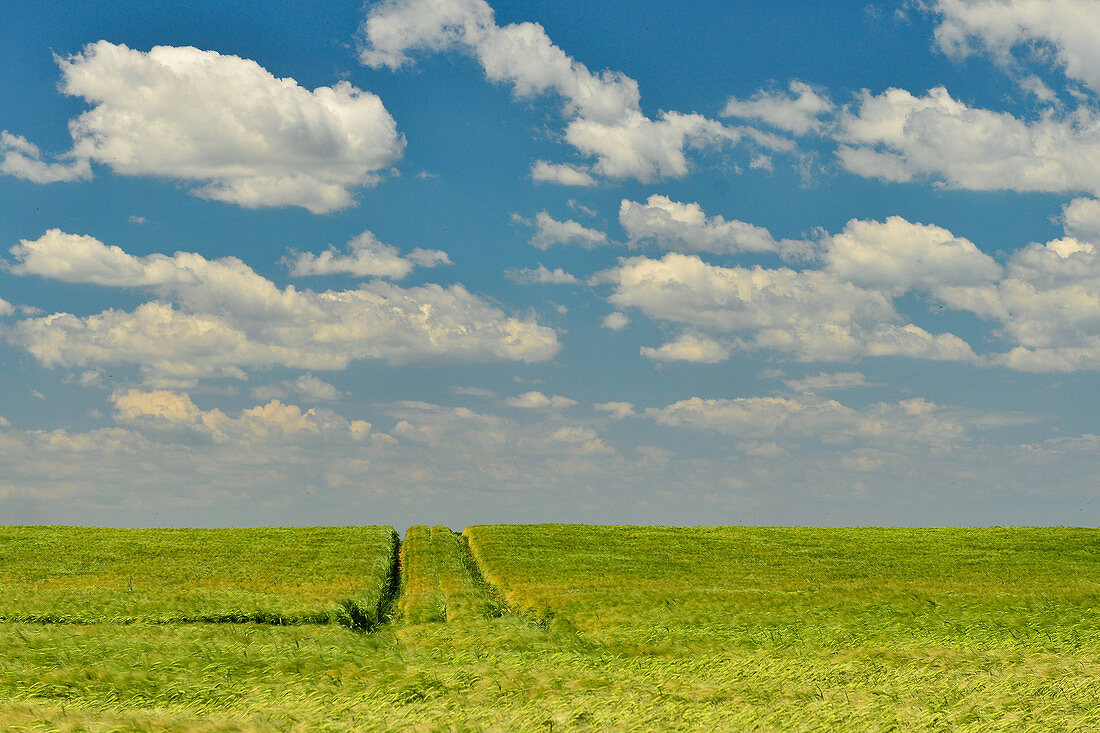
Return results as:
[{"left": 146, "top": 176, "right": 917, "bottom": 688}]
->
[
  {"left": 360, "top": 0, "right": 787, "bottom": 183},
  {"left": 837, "top": 200, "right": 1100, "bottom": 372},
  {"left": 922, "top": 199, "right": 1100, "bottom": 371},
  {"left": 600, "top": 252, "right": 976, "bottom": 364},
  {"left": 602, "top": 197, "right": 1100, "bottom": 372},
  {"left": 3, "top": 42, "right": 404, "bottom": 213},
  {"left": 1062, "top": 196, "right": 1100, "bottom": 241},
  {"left": 361, "top": 0, "right": 638, "bottom": 121},
  {"left": 602, "top": 202, "right": 1100, "bottom": 372},
  {"left": 837, "top": 86, "right": 1100, "bottom": 196},
  {"left": 933, "top": 0, "right": 1100, "bottom": 93},
  {"left": 562, "top": 112, "right": 789, "bottom": 182},
  {"left": 7, "top": 231, "right": 559, "bottom": 382},
  {"left": 988, "top": 234, "right": 1100, "bottom": 371},
  {"left": 824, "top": 216, "right": 1002, "bottom": 295}
]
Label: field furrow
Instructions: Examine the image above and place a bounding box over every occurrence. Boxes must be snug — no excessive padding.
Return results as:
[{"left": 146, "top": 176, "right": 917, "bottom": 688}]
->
[{"left": 399, "top": 525, "right": 503, "bottom": 623}]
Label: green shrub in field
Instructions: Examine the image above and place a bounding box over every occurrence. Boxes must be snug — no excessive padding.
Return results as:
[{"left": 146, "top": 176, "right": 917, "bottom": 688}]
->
[
  {"left": 400, "top": 525, "right": 503, "bottom": 624},
  {"left": 0, "top": 526, "right": 398, "bottom": 628}
]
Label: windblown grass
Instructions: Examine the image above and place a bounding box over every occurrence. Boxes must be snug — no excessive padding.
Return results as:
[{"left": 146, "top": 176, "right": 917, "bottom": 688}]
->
[
  {"left": 464, "top": 525, "right": 1100, "bottom": 653},
  {"left": 1, "top": 525, "right": 1098, "bottom": 730},
  {"left": 2, "top": 616, "right": 1098, "bottom": 731},
  {"left": 399, "top": 525, "right": 502, "bottom": 623},
  {"left": 0, "top": 526, "right": 397, "bottom": 627}
]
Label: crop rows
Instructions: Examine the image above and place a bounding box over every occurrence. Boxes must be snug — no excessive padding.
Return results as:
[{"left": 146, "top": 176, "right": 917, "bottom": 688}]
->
[
  {"left": 1, "top": 524, "right": 1098, "bottom": 729},
  {"left": 400, "top": 525, "right": 503, "bottom": 623}
]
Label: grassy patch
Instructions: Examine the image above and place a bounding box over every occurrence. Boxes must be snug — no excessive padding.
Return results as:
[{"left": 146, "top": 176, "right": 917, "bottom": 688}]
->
[
  {"left": 0, "top": 526, "right": 397, "bottom": 627},
  {"left": 1, "top": 618, "right": 1098, "bottom": 731},
  {"left": 2, "top": 525, "right": 1098, "bottom": 729},
  {"left": 399, "top": 525, "right": 503, "bottom": 624},
  {"left": 464, "top": 525, "right": 1100, "bottom": 652}
]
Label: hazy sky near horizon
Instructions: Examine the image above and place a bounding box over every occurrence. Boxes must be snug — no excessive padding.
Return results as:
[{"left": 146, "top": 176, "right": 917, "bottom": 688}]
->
[{"left": 2, "top": 0, "right": 1099, "bottom": 528}]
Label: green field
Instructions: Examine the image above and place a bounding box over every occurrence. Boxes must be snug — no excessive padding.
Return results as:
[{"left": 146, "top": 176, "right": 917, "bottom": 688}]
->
[
  {"left": 0, "top": 525, "right": 1097, "bottom": 731},
  {"left": 0, "top": 526, "right": 398, "bottom": 627}
]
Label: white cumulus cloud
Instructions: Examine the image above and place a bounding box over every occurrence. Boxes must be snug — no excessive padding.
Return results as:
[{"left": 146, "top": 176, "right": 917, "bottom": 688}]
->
[
  {"left": 4, "top": 42, "right": 404, "bottom": 213},
  {"left": 360, "top": 0, "right": 788, "bottom": 183},
  {"left": 601, "top": 311, "right": 629, "bottom": 330},
  {"left": 721, "top": 80, "right": 835, "bottom": 135},
  {"left": 837, "top": 86, "right": 1100, "bottom": 196},
  {"left": 601, "top": 252, "right": 976, "bottom": 364},
  {"left": 933, "top": 0, "right": 1100, "bottom": 93},
  {"left": 619, "top": 194, "right": 795, "bottom": 257},
  {"left": 641, "top": 334, "right": 730, "bottom": 363},
  {"left": 824, "top": 216, "right": 1002, "bottom": 296},
  {"left": 529, "top": 211, "right": 608, "bottom": 249},
  {"left": 7, "top": 231, "right": 558, "bottom": 382},
  {"left": 112, "top": 390, "right": 371, "bottom": 445},
  {"left": 285, "top": 231, "right": 449, "bottom": 279}
]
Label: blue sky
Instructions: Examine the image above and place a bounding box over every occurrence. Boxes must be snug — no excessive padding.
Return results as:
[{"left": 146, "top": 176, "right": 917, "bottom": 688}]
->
[{"left": 1, "top": 0, "right": 1098, "bottom": 528}]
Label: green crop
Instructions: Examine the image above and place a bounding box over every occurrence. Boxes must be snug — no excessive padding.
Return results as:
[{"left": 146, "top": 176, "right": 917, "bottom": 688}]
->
[
  {"left": 399, "top": 525, "right": 503, "bottom": 623},
  {"left": 465, "top": 525, "right": 1100, "bottom": 653},
  {"left": 0, "top": 525, "right": 1097, "bottom": 730},
  {"left": 0, "top": 526, "right": 397, "bottom": 628}
]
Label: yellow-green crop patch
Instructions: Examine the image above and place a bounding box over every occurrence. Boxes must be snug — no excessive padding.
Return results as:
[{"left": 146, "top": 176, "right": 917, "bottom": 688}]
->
[
  {"left": 2, "top": 615, "right": 1099, "bottom": 730},
  {"left": 0, "top": 526, "right": 397, "bottom": 627},
  {"left": 465, "top": 525, "right": 1100, "bottom": 652},
  {"left": 2, "top": 524, "right": 1099, "bottom": 730},
  {"left": 399, "top": 525, "right": 502, "bottom": 623}
]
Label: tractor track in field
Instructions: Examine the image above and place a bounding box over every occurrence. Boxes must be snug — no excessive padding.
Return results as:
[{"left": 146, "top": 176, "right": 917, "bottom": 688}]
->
[
  {"left": 456, "top": 531, "right": 509, "bottom": 617},
  {"left": 0, "top": 526, "right": 510, "bottom": 633},
  {"left": 395, "top": 526, "right": 510, "bottom": 625},
  {"left": 359, "top": 528, "right": 402, "bottom": 631}
]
